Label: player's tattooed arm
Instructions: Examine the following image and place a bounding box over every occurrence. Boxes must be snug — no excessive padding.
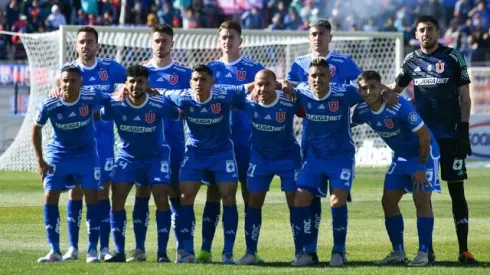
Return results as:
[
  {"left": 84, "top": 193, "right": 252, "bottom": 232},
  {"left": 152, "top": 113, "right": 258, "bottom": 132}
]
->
[
  {"left": 276, "top": 79, "right": 296, "bottom": 102},
  {"left": 32, "top": 125, "right": 53, "bottom": 179},
  {"left": 458, "top": 84, "right": 471, "bottom": 123}
]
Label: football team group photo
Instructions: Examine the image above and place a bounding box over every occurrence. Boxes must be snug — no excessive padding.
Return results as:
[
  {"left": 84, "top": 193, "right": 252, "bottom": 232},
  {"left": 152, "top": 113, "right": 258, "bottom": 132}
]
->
[{"left": 3, "top": 9, "right": 487, "bottom": 272}]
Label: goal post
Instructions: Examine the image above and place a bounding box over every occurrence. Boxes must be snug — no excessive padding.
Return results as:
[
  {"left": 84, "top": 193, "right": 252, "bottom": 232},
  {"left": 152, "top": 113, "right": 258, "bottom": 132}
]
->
[{"left": 0, "top": 26, "right": 404, "bottom": 171}]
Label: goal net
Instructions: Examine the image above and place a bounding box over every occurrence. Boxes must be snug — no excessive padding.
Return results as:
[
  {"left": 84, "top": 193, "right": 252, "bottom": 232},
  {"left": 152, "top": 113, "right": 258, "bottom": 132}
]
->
[{"left": 0, "top": 26, "right": 403, "bottom": 171}]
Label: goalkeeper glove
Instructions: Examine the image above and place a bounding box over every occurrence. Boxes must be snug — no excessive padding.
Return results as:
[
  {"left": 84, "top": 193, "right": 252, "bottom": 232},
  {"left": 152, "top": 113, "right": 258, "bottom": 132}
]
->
[{"left": 454, "top": 122, "right": 472, "bottom": 159}]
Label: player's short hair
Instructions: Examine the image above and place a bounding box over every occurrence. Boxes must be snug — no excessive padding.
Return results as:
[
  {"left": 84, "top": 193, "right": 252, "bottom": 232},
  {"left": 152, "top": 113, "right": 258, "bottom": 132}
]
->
[
  {"left": 358, "top": 70, "right": 382, "bottom": 83},
  {"left": 126, "top": 64, "right": 150, "bottom": 78},
  {"left": 309, "top": 18, "right": 332, "bottom": 32},
  {"left": 257, "top": 69, "right": 277, "bottom": 81},
  {"left": 309, "top": 57, "right": 330, "bottom": 70},
  {"left": 219, "top": 20, "right": 242, "bottom": 36},
  {"left": 60, "top": 65, "right": 82, "bottom": 76},
  {"left": 192, "top": 64, "right": 213, "bottom": 77},
  {"left": 415, "top": 15, "right": 440, "bottom": 30},
  {"left": 152, "top": 23, "right": 174, "bottom": 37},
  {"left": 77, "top": 26, "right": 98, "bottom": 43}
]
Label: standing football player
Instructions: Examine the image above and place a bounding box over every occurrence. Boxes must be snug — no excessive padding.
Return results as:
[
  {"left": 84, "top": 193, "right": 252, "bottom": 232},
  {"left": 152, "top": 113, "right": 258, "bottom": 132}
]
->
[
  {"left": 60, "top": 26, "right": 126, "bottom": 261},
  {"left": 291, "top": 58, "right": 362, "bottom": 267},
  {"left": 164, "top": 64, "right": 254, "bottom": 264},
  {"left": 352, "top": 70, "right": 440, "bottom": 266},
  {"left": 287, "top": 19, "right": 362, "bottom": 262},
  {"left": 101, "top": 65, "right": 181, "bottom": 263},
  {"left": 236, "top": 69, "right": 302, "bottom": 265},
  {"left": 127, "top": 24, "right": 191, "bottom": 262},
  {"left": 390, "top": 15, "right": 476, "bottom": 264},
  {"left": 33, "top": 66, "right": 108, "bottom": 263},
  {"left": 197, "top": 20, "right": 265, "bottom": 263}
]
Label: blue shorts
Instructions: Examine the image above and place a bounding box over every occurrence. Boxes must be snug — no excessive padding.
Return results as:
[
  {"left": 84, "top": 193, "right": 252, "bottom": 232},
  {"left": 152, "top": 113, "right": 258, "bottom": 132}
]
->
[
  {"left": 43, "top": 153, "right": 101, "bottom": 192},
  {"left": 180, "top": 147, "right": 238, "bottom": 184},
  {"left": 296, "top": 155, "right": 355, "bottom": 197},
  {"left": 95, "top": 122, "right": 115, "bottom": 182},
  {"left": 112, "top": 154, "right": 171, "bottom": 186},
  {"left": 385, "top": 144, "right": 441, "bottom": 193},
  {"left": 234, "top": 144, "right": 250, "bottom": 184},
  {"left": 247, "top": 155, "right": 302, "bottom": 193}
]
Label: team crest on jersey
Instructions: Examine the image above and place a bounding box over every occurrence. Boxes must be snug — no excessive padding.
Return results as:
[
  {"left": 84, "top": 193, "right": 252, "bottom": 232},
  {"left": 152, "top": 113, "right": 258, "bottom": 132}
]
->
[
  {"left": 211, "top": 103, "right": 221, "bottom": 114},
  {"left": 169, "top": 75, "right": 179, "bottom": 85},
  {"left": 145, "top": 113, "right": 155, "bottom": 124},
  {"left": 329, "top": 64, "right": 336, "bottom": 76},
  {"left": 384, "top": 119, "right": 394, "bottom": 129},
  {"left": 328, "top": 101, "right": 339, "bottom": 112},
  {"left": 98, "top": 70, "right": 108, "bottom": 80},
  {"left": 237, "top": 70, "right": 246, "bottom": 81},
  {"left": 276, "top": 112, "right": 286, "bottom": 122},
  {"left": 79, "top": 105, "right": 89, "bottom": 116},
  {"left": 435, "top": 61, "right": 445, "bottom": 73}
]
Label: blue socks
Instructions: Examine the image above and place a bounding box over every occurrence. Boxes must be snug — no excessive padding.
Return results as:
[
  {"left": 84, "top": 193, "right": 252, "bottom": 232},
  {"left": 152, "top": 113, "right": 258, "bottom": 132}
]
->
[
  {"left": 417, "top": 217, "right": 434, "bottom": 253},
  {"left": 133, "top": 197, "right": 150, "bottom": 251},
  {"left": 385, "top": 215, "right": 405, "bottom": 252},
  {"left": 331, "top": 205, "right": 348, "bottom": 254},
  {"left": 245, "top": 207, "right": 261, "bottom": 255},
  {"left": 223, "top": 205, "right": 238, "bottom": 255},
  {"left": 201, "top": 202, "right": 220, "bottom": 252},
  {"left": 293, "top": 206, "right": 313, "bottom": 253},
  {"left": 305, "top": 197, "right": 321, "bottom": 253},
  {"left": 156, "top": 210, "right": 171, "bottom": 255},
  {"left": 289, "top": 207, "right": 302, "bottom": 254},
  {"left": 98, "top": 199, "right": 111, "bottom": 250},
  {"left": 66, "top": 199, "right": 82, "bottom": 249},
  {"left": 169, "top": 198, "right": 182, "bottom": 250},
  {"left": 44, "top": 204, "right": 61, "bottom": 253},
  {"left": 178, "top": 205, "right": 195, "bottom": 254},
  {"left": 86, "top": 203, "right": 100, "bottom": 252},
  {"left": 110, "top": 209, "right": 127, "bottom": 254}
]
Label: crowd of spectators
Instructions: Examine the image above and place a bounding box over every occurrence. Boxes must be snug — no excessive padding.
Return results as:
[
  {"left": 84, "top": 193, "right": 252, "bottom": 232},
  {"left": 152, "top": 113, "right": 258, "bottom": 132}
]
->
[{"left": 0, "top": 0, "right": 488, "bottom": 63}]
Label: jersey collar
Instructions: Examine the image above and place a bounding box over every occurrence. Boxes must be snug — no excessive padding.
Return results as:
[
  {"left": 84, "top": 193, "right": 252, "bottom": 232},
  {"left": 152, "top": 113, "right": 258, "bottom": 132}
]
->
[
  {"left": 221, "top": 55, "right": 243, "bottom": 66},
  {"left": 311, "top": 51, "right": 333, "bottom": 60},
  {"left": 76, "top": 58, "right": 98, "bottom": 70},
  {"left": 60, "top": 92, "right": 81, "bottom": 106},
  {"left": 150, "top": 59, "right": 174, "bottom": 70},
  {"left": 259, "top": 90, "right": 281, "bottom": 108},
  {"left": 370, "top": 102, "right": 386, "bottom": 115},
  {"left": 125, "top": 93, "right": 149, "bottom": 109},
  {"left": 193, "top": 89, "right": 213, "bottom": 104}
]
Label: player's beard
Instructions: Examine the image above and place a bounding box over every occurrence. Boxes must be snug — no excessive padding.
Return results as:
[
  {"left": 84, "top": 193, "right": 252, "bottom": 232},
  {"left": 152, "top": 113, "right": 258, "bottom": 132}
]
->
[
  {"left": 421, "top": 40, "right": 437, "bottom": 51},
  {"left": 80, "top": 51, "right": 96, "bottom": 63},
  {"left": 155, "top": 49, "right": 170, "bottom": 59}
]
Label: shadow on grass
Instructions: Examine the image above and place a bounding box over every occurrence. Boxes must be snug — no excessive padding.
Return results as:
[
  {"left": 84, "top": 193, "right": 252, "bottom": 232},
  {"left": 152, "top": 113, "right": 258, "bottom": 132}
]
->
[{"left": 222, "top": 260, "right": 489, "bottom": 268}]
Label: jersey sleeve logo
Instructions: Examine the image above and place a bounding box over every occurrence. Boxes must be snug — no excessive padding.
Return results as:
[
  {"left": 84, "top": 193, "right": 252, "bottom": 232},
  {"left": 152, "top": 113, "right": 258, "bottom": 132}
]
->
[
  {"left": 276, "top": 112, "right": 286, "bottom": 122},
  {"left": 98, "top": 70, "right": 108, "bottom": 81},
  {"left": 169, "top": 75, "right": 179, "bottom": 85},
  {"left": 237, "top": 70, "right": 247, "bottom": 81},
  {"left": 145, "top": 113, "right": 155, "bottom": 124},
  {"left": 211, "top": 103, "right": 221, "bottom": 114},
  {"left": 384, "top": 118, "right": 394, "bottom": 129},
  {"left": 435, "top": 61, "right": 445, "bottom": 73},
  {"left": 79, "top": 105, "right": 89, "bottom": 116},
  {"left": 328, "top": 101, "right": 339, "bottom": 112}
]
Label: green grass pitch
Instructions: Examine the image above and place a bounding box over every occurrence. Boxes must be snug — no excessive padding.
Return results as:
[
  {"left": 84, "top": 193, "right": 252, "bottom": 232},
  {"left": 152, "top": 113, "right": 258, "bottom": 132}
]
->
[{"left": 0, "top": 167, "right": 489, "bottom": 274}]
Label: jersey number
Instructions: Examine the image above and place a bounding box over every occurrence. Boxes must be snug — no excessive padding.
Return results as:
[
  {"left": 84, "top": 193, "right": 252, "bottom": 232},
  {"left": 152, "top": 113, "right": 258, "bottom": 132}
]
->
[
  {"left": 119, "top": 161, "right": 128, "bottom": 170},
  {"left": 247, "top": 164, "right": 257, "bottom": 178}
]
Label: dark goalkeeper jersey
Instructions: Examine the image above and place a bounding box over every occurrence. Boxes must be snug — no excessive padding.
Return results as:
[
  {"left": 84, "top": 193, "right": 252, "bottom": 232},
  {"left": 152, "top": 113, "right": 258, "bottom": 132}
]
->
[{"left": 395, "top": 44, "right": 471, "bottom": 139}]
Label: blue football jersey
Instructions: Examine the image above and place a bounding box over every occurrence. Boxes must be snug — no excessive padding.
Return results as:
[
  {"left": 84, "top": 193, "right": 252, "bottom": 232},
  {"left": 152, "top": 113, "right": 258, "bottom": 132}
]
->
[
  {"left": 143, "top": 60, "right": 191, "bottom": 143},
  {"left": 243, "top": 91, "right": 301, "bottom": 160},
  {"left": 352, "top": 97, "right": 437, "bottom": 159},
  {"left": 62, "top": 58, "right": 127, "bottom": 137},
  {"left": 207, "top": 56, "right": 265, "bottom": 146},
  {"left": 34, "top": 87, "right": 109, "bottom": 157},
  {"left": 100, "top": 94, "right": 180, "bottom": 159},
  {"left": 287, "top": 52, "right": 362, "bottom": 85},
  {"left": 295, "top": 82, "right": 363, "bottom": 159},
  {"left": 165, "top": 84, "right": 247, "bottom": 154}
]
